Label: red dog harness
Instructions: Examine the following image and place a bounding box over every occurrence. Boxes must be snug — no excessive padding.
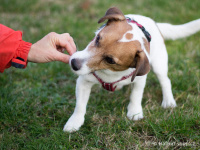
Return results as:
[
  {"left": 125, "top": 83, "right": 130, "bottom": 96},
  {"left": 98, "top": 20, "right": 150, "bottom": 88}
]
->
[{"left": 93, "top": 18, "right": 151, "bottom": 92}]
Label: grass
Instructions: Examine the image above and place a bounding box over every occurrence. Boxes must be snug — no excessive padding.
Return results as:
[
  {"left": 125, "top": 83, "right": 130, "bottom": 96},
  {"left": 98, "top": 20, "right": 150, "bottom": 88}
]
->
[{"left": 0, "top": 0, "right": 200, "bottom": 149}]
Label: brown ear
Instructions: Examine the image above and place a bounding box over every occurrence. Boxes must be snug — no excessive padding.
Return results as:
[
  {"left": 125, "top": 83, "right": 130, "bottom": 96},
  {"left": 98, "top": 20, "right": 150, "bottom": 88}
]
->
[
  {"left": 131, "top": 51, "right": 150, "bottom": 82},
  {"left": 98, "top": 7, "right": 126, "bottom": 24}
]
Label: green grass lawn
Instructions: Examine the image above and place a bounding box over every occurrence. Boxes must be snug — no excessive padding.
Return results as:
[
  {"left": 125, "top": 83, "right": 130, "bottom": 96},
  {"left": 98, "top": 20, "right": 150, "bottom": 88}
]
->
[{"left": 0, "top": 0, "right": 200, "bottom": 149}]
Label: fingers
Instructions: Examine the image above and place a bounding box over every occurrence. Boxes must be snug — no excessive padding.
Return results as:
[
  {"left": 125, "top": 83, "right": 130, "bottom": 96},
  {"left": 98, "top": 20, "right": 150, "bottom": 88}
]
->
[
  {"left": 46, "top": 32, "right": 77, "bottom": 63},
  {"left": 53, "top": 33, "right": 76, "bottom": 56},
  {"left": 64, "top": 40, "right": 75, "bottom": 56},
  {"left": 54, "top": 51, "right": 71, "bottom": 63},
  {"left": 64, "top": 33, "right": 76, "bottom": 52}
]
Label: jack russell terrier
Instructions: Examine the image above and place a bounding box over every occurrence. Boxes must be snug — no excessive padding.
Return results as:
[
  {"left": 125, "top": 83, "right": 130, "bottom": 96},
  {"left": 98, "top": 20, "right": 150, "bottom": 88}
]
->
[{"left": 63, "top": 7, "right": 200, "bottom": 132}]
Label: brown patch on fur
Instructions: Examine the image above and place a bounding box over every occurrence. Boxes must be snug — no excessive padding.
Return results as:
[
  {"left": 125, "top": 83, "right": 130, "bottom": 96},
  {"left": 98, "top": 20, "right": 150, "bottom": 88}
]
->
[
  {"left": 87, "top": 7, "right": 150, "bottom": 80},
  {"left": 142, "top": 37, "right": 150, "bottom": 54},
  {"left": 87, "top": 38, "right": 142, "bottom": 72},
  {"left": 98, "top": 7, "right": 126, "bottom": 24},
  {"left": 87, "top": 19, "right": 135, "bottom": 71},
  {"left": 87, "top": 38, "right": 150, "bottom": 81},
  {"left": 125, "top": 33, "right": 133, "bottom": 40},
  {"left": 130, "top": 48, "right": 150, "bottom": 81}
]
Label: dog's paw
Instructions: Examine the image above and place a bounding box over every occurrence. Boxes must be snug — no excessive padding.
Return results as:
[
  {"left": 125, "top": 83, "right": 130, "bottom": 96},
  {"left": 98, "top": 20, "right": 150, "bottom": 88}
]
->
[
  {"left": 161, "top": 99, "right": 177, "bottom": 108},
  {"left": 63, "top": 115, "right": 84, "bottom": 133},
  {"left": 127, "top": 106, "right": 143, "bottom": 121},
  {"left": 127, "top": 111, "right": 143, "bottom": 120}
]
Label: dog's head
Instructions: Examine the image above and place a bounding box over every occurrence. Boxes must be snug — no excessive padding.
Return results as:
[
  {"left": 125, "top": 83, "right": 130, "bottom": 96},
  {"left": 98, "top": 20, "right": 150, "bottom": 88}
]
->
[{"left": 70, "top": 7, "right": 150, "bottom": 81}]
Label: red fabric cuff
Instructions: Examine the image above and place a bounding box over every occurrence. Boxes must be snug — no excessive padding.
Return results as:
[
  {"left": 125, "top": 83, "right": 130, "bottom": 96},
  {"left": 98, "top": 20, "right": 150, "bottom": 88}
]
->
[{"left": 11, "top": 40, "right": 32, "bottom": 69}]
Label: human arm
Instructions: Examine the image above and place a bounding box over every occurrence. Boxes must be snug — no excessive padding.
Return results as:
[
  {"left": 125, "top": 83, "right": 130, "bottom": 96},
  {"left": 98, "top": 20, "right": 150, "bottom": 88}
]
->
[
  {"left": 0, "top": 24, "right": 32, "bottom": 73},
  {"left": 0, "top": 24, "right": 76, "bottom": 73}
]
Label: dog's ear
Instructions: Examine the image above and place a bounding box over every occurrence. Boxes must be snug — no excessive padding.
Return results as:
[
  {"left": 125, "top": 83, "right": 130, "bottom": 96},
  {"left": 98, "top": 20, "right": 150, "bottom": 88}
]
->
[
  {"left": 98, "top": 7, "right": 126, "bottom": 24},
  {"left": 130, "top": 50, "right": 150, "bottom": 82}
]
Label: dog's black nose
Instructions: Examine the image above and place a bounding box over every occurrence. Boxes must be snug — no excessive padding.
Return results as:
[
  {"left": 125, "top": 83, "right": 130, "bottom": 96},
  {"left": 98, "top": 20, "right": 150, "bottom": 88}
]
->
[{"left": 71, "top": 58, "right": 82, "bottom": 71}]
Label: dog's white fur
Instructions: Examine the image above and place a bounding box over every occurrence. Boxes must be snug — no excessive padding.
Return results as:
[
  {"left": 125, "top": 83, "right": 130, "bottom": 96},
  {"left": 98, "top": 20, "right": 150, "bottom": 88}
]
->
[{"left": 63, "top": 9, "right": 200, "bottom": 132}]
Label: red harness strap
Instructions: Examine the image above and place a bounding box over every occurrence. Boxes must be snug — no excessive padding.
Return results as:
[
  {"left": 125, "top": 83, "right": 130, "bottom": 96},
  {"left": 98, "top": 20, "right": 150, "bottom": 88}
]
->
[{"left": 92, "top": 70, "right": 135, "bottom": 92}]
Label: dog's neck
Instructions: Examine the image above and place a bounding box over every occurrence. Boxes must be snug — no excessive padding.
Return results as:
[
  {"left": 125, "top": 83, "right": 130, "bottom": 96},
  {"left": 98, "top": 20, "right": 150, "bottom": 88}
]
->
[{"left": 92, "top": 68, "right": 135, "bottom": 92}]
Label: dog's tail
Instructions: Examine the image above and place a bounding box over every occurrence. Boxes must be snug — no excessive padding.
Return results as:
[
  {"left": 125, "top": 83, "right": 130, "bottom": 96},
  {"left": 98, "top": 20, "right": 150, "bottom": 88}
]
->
[{"left": 157, "top": 19, "right": 200, "bottom": 40}]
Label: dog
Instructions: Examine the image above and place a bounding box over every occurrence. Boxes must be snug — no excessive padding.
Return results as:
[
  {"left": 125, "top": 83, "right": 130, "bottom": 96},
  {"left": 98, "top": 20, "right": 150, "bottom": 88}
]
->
[{"left": 63, "top": 7, "right": 200, "bottom": 132}]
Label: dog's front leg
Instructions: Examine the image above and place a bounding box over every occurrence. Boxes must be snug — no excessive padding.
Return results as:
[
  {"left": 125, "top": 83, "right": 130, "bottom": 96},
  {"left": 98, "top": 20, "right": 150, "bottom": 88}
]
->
[
  {"left": 127, "top": 75, "right": 147, "bottom": 120},
  {"left": 63, "top": 76, "right": 94, "bottom": 132}
]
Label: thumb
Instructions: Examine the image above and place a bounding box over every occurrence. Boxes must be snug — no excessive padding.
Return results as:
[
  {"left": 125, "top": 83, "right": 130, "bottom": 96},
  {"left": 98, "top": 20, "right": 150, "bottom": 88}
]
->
[{"left": 54, "top": 51, "right": 71, "bottom": 63}]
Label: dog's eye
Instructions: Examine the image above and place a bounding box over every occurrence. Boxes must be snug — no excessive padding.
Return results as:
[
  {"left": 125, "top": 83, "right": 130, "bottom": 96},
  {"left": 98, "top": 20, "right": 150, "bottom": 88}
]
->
[
  {"left": 105, "top": 56, "right": 116, "bottom": 64},
  {"left": 95, "top": 35, "right": 101, "bottom": 47}
]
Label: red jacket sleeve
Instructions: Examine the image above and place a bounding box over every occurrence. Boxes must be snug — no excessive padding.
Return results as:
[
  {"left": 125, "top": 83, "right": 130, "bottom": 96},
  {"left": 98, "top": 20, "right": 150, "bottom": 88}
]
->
[{"left": 0, "top": 24, "right": 32, "bottom": 73}]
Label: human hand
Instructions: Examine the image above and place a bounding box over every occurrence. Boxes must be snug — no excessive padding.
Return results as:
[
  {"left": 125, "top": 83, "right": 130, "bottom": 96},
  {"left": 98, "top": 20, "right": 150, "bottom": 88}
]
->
[{"left": 27, "top": 32, "right": 76, "bottom": 63}]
